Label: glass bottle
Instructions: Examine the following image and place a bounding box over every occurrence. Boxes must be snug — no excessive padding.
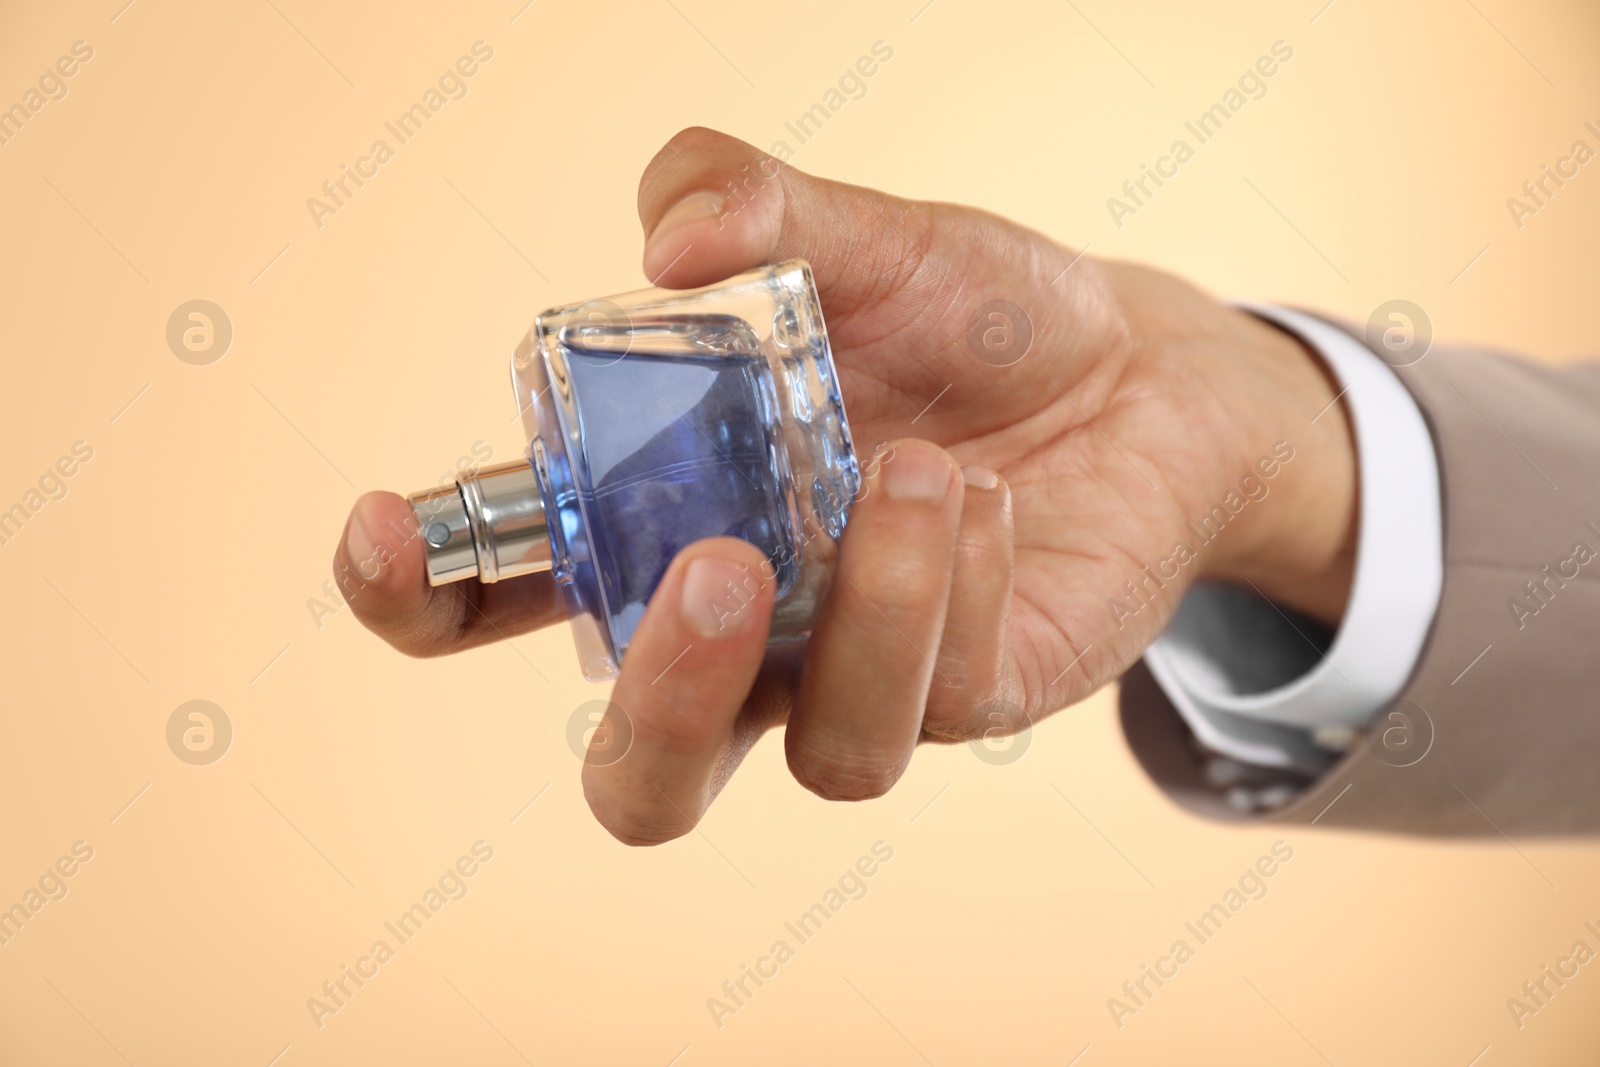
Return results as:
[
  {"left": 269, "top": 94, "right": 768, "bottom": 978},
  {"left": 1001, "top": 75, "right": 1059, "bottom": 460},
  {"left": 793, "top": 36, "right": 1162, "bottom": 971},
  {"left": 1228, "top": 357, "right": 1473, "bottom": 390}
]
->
[{"left": 407, "top": 260, "right": 861, "bottom": 680}]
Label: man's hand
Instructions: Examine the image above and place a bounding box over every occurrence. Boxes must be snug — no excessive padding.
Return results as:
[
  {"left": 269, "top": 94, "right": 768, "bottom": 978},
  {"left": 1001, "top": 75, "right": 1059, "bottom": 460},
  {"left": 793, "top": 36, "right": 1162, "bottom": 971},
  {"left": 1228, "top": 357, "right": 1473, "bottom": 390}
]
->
[{"left": 334, "top": 127, "right": 1357, "bottom": 844}]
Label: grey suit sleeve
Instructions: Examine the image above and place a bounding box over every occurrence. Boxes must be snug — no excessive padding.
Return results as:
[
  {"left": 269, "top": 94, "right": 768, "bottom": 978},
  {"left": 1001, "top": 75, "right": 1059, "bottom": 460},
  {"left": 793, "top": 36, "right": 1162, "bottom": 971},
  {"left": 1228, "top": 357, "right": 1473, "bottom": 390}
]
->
[{"left": 1119, "top": 332, "right": 1600, "bottom": 836}]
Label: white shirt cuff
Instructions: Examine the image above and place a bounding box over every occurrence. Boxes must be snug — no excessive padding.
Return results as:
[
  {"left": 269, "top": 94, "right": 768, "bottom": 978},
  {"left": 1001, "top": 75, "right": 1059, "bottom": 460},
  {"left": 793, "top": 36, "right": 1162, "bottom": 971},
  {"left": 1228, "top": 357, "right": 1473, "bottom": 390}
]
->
[{"left": 1141, "top": 306, "right": 1443, "bottom": 771}]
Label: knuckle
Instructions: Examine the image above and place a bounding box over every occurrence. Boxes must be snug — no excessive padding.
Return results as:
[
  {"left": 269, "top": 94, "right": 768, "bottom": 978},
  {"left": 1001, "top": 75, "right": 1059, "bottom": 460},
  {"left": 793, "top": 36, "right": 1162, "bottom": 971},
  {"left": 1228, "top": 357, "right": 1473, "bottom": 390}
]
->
[
  {"left": 603, "top": 818, "right": 685, "bottom": 848},
  {"left": 923, "top": 699, "right": 1020, "bottom": 745},
  {"left": 659, "top": 123, "right": 723, "bottom": 153},
  {"left": 662, "top": 125, "right": 725, "bottom": 157},
  {"left": 644, "top": 128, "right": 706, "bottom": 182},
  {"left": 925, "top": 625, "right": 1006, "bottom": 723},
  {"left": 601, "top": 825, "right": 675, "bottom": 844},
  {"left": 644, "top": 127, "right": 754, "bottom": 199},
  {"left": 582, "top": 779, "right": 692, "bottom": 848},
  {"left": 788, "top": 740, "right": 906, "bottom": 802},
  {"left": 922, "top": 683, "right": 990, "bottom": 738},
  {"left": 391, "top": 613, "right": 471, "bottom": 660},
  {"left": 924, "top": 663, "right": 1008, "bottom": 738},
  {"left": 919, "top": 718, "right": 976, "bottom": 745},
  {"left": 394, "top": 638, "right": 449, "bottom": 660}
]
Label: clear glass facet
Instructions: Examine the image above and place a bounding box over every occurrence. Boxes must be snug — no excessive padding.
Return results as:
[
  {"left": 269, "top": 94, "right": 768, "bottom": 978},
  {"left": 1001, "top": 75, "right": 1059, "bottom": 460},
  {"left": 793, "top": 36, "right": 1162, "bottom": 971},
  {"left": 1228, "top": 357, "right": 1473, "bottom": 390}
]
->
[{"left": 512, "top": 261, "right": 860, "bottom": 680}]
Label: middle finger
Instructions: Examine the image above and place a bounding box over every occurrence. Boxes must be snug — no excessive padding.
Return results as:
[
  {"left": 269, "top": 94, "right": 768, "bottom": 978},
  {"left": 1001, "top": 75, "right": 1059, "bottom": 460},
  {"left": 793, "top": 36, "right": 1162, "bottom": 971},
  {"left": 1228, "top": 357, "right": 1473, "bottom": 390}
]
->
[{"left": 786, "top": 439, "right": 965, "bottom": 801}]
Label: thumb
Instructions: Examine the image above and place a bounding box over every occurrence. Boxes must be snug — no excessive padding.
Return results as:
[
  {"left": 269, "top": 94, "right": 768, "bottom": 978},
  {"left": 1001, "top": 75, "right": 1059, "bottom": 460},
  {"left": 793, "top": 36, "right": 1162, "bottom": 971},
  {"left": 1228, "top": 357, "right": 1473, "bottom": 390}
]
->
[{"left": 638, "top": 127, "right": 927, "bottom": 308}]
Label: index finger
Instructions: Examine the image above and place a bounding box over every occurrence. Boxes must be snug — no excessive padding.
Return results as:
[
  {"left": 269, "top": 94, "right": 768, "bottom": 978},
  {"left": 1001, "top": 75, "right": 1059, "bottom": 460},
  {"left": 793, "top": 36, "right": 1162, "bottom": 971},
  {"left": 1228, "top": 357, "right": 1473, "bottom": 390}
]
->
[{"left": 333, "top": 490, "right": 565, "bottom": 658}]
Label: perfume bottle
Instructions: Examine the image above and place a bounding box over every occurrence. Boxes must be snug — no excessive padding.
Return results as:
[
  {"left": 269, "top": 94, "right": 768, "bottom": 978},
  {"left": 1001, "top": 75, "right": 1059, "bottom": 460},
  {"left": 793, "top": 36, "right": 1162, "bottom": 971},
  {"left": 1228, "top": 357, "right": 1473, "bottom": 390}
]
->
[{"left": 407, "top": 260, "right": 861, "bottom": 680}]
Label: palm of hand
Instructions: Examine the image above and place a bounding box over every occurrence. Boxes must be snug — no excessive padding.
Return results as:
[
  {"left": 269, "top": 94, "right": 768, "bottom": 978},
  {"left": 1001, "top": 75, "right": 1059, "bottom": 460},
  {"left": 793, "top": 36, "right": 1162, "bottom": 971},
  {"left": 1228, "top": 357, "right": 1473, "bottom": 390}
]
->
[{"left": 809, "top": 202, "right": 1235, "bottom": 729}]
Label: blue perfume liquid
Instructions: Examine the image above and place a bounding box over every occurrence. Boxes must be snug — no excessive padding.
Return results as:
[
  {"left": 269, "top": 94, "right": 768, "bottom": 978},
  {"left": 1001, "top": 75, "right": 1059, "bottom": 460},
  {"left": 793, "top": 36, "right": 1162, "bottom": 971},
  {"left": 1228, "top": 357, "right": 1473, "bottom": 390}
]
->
[{"left": 550, "top": 316, "right": 800, "bottom": 656}]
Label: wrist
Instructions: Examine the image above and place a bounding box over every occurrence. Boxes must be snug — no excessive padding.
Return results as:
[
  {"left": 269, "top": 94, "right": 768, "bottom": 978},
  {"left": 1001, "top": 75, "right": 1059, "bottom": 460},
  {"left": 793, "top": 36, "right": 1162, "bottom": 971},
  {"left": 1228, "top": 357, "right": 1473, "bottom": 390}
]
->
[
  {"left": 1109, "top": 264, "right": 1357, "bottom": 625},
  {"left": 1203, "top": 309, "right": 1358, "bottom": 625}
]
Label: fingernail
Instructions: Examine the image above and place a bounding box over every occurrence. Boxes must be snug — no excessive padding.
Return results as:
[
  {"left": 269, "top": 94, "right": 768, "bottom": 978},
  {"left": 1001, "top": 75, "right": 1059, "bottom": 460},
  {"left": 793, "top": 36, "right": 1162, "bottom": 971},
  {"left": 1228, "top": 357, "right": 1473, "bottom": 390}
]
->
[
  {"left": 681, "top": 554, "right": 755, "bottom": 637},
  {"left": 961, "top": 464, "right": 1000, "bottom": 490},
  {"left": 343, "top": 507, "right": 382, "bottom": 584},
  {"left": 882, "top": 442, "right": 954, "bottom": 502},
  {"left": 649, "top": 191, "right": 725, "bottom": 251}
]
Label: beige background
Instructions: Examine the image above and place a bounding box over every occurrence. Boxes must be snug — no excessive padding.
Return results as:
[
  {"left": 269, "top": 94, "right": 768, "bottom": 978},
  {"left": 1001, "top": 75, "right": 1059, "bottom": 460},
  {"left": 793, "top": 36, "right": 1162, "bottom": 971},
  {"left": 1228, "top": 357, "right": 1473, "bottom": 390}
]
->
[{"left": 2, "top": 0, "right": 1598, "bottom": 1063}]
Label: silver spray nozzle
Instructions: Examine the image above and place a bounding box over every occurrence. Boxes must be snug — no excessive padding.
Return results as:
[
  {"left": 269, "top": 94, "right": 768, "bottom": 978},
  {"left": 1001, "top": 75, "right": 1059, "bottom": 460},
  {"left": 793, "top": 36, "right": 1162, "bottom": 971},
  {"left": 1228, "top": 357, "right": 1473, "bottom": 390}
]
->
[{"left": 407, "top": 459, "right": 552, "bottom": 586}]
